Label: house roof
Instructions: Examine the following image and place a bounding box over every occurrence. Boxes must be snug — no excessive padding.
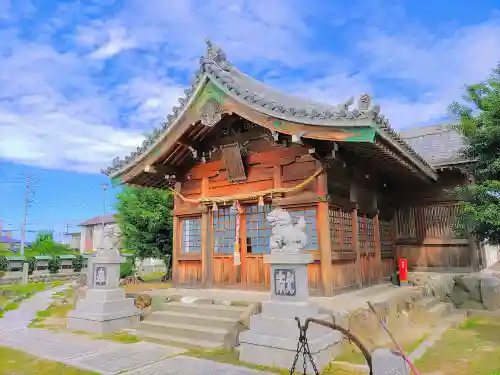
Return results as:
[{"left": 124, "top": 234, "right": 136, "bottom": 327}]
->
[
  {"left": 102, "top": 39, "right": 436, "bottom": 181},
  {"left": 399, "top": 124, "right": 467, "bottom": 167},
  {"left": 79, "top": 214, "right": 117, "bottom": 226},
  {"left": 0, "top": 235, "right": 20, "bottom": 244}
]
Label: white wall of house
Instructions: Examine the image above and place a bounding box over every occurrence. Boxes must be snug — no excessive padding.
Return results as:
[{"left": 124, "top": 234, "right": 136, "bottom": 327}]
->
[
  {"left": 79, "top": 222, "right": 120, "bottom": 253},
  {"left": 483, "top": 243, "right": 500, "bottom": 269}
]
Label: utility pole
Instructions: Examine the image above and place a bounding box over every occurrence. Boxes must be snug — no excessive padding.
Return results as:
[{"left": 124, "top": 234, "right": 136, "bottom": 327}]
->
[
  {"left": 99, "top": 183, "right": 109, "bottom": 251},
  {"left": 20, "top": 174, "right": 32, "bottom": 257},
  {"left": 64, "top": 223, "right": 70, "bottom": 244}
]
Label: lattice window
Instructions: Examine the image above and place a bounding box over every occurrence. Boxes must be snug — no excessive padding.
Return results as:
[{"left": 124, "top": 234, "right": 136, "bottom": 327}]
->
[
  {"left": 380, "top": 220, "right": 394, "bottom": 258},
  {"left": 422, "top": 204, "right": 461, "bottom": 238},
  {"left": 245, "top": 204, "right": 272, "bottom": 254},
  {"left": 396, "top": 207, "right": 417, "bottom": 238},
  {"left": 180, "top": 217, "right": 202, "bottom": 253},
  {"left": 289, "top": 208, "right": 318, "bottom": 250},
  {"left": 358, "top": 215, "right": 375, "bottom": 253},
  {"left": 329, "top": 207, "right": 353, "bottom": 252},
  {"left": 213, "top": 207, "right": 236, "bottom": 254}
]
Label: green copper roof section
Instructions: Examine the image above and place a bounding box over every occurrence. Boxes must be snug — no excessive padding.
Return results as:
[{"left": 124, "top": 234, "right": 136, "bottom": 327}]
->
[{"left": 342, "top": 127, "right": 376, "bottom": 142}]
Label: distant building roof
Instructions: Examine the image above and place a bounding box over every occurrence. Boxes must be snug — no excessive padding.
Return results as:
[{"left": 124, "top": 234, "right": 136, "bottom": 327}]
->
[
  {"left": 399, "top": 124, "right": 468, "bottom": 167},
  {"left": 0, "top": 235, "right": 20, "bottom": 244},
  {"left": 80, "top": 214, "right": 117, "bottom": 226}
]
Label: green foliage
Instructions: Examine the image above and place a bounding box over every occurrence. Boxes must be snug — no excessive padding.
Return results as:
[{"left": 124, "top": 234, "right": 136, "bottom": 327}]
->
[
  {"left": 72, "top": 255, "right": 84, "bottom": 272},
  {"left": 0, "top": 256, "right": 7, "bottom": 273},
  {"left": 47, "top": 256, "right": 61, "bottom": 274},
  {"left": 115, "top": 186, "right": 174, "bottom": 262},
  {"left": 450, "top": 64, "right": 500, "bottom": 244},
  {"left": 27, "top": 257, "right": 36, "bottom": 275},
  {"left": 120, "top": 256, "right": 135, "bottom": 278},
  {"left": 28, "top": 232, "right": 72, "bottom": 256}
]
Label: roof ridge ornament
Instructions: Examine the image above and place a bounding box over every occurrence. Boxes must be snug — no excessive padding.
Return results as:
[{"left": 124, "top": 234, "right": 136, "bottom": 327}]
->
[{"left": 204, "top": 38, "right": 231, "bottom": 71}]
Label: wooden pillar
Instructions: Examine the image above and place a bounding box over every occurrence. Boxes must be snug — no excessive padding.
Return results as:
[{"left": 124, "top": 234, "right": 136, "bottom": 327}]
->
[
  {"left": 393, "top": 208, "right": 400, "bottom": 261},
  {"left": 200, "top": 177, "right": 212, "bottom": 287},
  {"left": 466, "top": 173, "right": 480, "bottom": 271},
  {"left": 373, "top": 211, "right": 381, "bottom": 281},
  {"left": 172, "top": 182, "right": 182, "bottom": 286},
  {"left": 350, "top": 182, "right": 361, "bottom": 289},
  {"left": 316, "top": 161, "right": 333, "bottom": 296}
]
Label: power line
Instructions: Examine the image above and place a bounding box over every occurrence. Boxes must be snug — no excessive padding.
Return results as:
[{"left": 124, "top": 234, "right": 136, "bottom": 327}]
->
[{"left": 20, "top": 174, "right": 35, "bottom": 256}]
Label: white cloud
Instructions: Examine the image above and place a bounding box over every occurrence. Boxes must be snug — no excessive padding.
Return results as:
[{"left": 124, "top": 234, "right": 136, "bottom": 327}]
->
[{"left": 1, "top": 0, "right": 500, "bottom": 175}]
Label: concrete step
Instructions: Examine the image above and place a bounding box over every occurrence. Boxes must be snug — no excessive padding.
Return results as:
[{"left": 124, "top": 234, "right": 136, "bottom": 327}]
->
[
  {"left": 158, "top": 302, "right": 247, "bottom": 319},
  {"left": 147, "top": 310, "right": 238, "bottom": 330},
  {"left": 136, "top": 330, "right": 223, "bottom": 350},
  {"left": 138, "top": 320, "right": 228, "bottom": 342}
]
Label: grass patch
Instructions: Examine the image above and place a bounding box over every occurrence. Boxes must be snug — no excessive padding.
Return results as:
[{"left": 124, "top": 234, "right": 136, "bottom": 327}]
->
[
  {"left": 141, "top": 272, "right": 166, "bottom": 282},
  {"left": 0, "top": 345, "right": 98, "bottom": 375},
  {"left": 185, "top": 348, "right": 364, "bottom": 375},
  {"left": 335, "top": 332, "right": 431, "bottom": 365},
  {"left": 414, "top": 316, "right": 500, "bottom": 375},
  {"left": 95, "top": 332, "right": 140, "bottom": 344},
  {"left": 29, "top": 287, "right": 74, "bottom": 328},
  {"left": 230, "top": 300, "right": 250, "bottom": 307},
  {"left": 124, "top": 281, "right": 171, "bottom": 294}
]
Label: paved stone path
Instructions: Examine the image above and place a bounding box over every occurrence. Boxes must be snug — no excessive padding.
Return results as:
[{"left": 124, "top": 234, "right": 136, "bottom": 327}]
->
[{"left": 0, "top": 284, "right": 272, "bottom": 375}]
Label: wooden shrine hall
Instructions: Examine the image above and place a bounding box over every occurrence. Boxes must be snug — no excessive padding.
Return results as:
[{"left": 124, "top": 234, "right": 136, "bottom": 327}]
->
[{"left": 103, "top": 39, "right": 478, "bottom": 296}]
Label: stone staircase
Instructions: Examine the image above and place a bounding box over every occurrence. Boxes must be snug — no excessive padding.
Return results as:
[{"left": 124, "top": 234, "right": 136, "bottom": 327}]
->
[{"left": 133, "top": 301, "right": 248, "bottom": 349}]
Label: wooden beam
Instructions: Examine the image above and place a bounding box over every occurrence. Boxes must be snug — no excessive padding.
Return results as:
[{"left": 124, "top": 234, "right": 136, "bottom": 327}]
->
[
  {"left": 316, "top": 161, "right": 333, "bottom": 296},
  {"left": 144, "top": 164, "right": 178, "bottom": 176}
]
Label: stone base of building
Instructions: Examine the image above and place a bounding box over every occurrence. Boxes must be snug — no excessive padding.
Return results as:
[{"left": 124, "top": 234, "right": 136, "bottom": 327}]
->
[
  {"left": 239, "top": 301, "right": 342, "bottom": 374},
  {"left": 67, "top": 288, "right": 140, "bottom": 334}
]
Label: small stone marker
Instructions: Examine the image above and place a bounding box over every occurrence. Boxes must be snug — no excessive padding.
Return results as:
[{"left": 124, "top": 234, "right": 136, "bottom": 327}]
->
[
  {"left": 372, "top": 348, "right": 410, "bottom": 375},
  {"left": 22, "top": 262, "right": 29, "bottom": 285}
]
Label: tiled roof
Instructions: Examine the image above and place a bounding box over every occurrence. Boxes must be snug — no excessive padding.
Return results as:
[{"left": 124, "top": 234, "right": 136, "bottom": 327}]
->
[
  {"left": 102, "top": 39, "right": 434, "bottom": 179},
  {"left": 399, "top": 124, "right": 468, "bottom": 167},
  {"left": 79, "top": 214, "right": 117, "bottom": 226}
]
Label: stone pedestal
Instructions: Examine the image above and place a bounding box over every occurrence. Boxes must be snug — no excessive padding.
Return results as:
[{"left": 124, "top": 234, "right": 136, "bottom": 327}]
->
[
  {"left": 67, "top": 249, "right": 140, "bottom": 334},
  {"left": 239, "top": 253, "right": 341, "bottom": 373}
]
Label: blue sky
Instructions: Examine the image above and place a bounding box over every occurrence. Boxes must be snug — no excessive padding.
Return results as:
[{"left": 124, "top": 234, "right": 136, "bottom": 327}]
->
[{"left": 1, "top": 0, "right": 500, "bottom": 241}]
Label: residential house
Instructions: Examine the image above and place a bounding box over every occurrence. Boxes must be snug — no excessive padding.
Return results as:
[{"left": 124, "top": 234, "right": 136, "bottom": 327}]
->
[{"left": 79, "top": 214, "right": 120, "bottom": 253}]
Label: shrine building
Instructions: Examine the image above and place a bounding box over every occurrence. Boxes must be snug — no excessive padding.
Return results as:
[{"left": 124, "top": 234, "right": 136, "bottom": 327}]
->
[{"left": 103, "top": 40, "right": 478, "bottom": 296}]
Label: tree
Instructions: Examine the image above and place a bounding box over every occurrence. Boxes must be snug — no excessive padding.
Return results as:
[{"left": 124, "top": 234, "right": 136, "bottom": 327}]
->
[
  {"left": 115, "top": 186, "right": 174, "bottom": 276},
  {"left": 29, "top": 231, "right": 71, "bottom": 255},
  {"left": 451, "top": 64, "right": 500, "bottom": 244}
]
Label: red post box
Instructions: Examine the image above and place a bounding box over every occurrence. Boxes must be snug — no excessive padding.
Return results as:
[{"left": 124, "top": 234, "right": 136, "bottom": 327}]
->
[{"left": 398, "top": 258, "right": 408, "bottom": 286}]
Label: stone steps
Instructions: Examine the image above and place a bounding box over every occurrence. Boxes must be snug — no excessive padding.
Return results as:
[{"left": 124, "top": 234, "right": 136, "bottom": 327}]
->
[
  {"left": 156, "top": 301, "right": 246, "bottom": 319},
  {"left": 133, "top": 330, "right": 223, "bottom": 350},
  {"left": 148, "top": 310, "right": 238, "bottom": 330},
  {"left": 135, "top": 301, "right": 247, "bottom": 349},
  {"left": 139, "top": 320, "right": 228, "bottom": 342}
]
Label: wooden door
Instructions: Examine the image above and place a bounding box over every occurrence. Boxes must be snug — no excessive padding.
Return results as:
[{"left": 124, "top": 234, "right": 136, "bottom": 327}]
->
[
  {"left": 241, "top": 204, "right": 272, "bottom": 289},
  {"left": 212, "top": 206, "right": 238, "bottom": 286}
]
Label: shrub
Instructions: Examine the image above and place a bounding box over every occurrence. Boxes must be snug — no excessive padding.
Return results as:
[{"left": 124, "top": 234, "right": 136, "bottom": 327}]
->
[
  {"left": 0, "top": 256, "right": 8, "bottom": 273},
  {"left": 27, "top": 257, "right": 37, "bottom": 275},
  {"left": 48, "top": 256, "right": 61, "bottom": 274},
  {"left": 120, "top": 256, "right": 135, "bottom": 278},
  {"left": 72, "top": 254, "right": 84, "bottom": 272}
]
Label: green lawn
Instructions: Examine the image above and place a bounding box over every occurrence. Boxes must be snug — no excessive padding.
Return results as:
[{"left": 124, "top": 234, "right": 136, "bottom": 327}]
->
[
  {"left": 414, "top": 316, "right": 500, "bottom": 375},
  {"left": 0, "top": 346, "right": 98, "bottom": 375},
  {"left": 0, "top": 281, "right": 64, "bottom": 318}
]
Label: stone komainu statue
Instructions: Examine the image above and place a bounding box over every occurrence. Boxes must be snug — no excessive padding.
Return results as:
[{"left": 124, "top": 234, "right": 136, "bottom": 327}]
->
[{"left": 267, "top": 207, "right": 308, "bottom": 253}]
